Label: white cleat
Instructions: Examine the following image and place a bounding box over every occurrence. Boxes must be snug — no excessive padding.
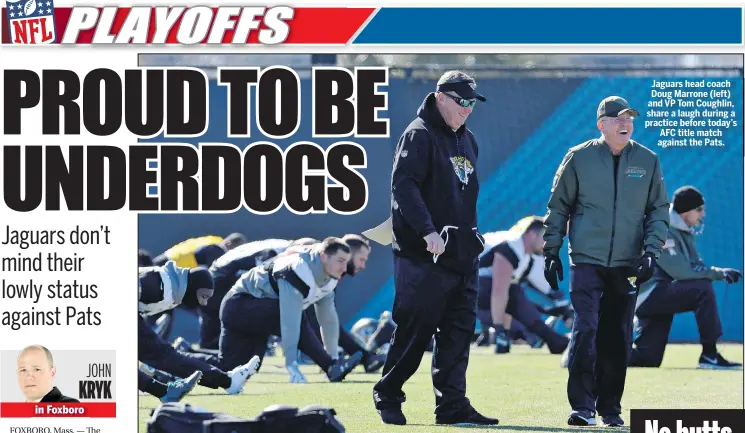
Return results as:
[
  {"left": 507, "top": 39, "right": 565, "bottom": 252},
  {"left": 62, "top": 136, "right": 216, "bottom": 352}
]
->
[{"left": 225, "top": 356, "right": 260, "bottom": 395}]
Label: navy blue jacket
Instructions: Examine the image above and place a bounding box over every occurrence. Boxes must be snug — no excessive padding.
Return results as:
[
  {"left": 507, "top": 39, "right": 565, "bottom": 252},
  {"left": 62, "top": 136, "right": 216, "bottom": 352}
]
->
[{"left": 390, "top": 92, "right": 485, "bottom": 275}]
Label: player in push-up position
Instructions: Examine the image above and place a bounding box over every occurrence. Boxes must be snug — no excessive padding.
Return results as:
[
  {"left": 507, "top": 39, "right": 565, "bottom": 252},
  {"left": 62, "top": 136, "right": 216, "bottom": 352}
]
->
[
  {"left": 476, "top": 216, "right": 570, "bottom": 355},
  {"left": 218, "top": 237, "right": 363, "bottom": 383},
  {"left": 304, "top": 234, "right": 387, "bottom": 374},
  {"left": 187, "top": 237, "right": 313, "bottom": 352}
]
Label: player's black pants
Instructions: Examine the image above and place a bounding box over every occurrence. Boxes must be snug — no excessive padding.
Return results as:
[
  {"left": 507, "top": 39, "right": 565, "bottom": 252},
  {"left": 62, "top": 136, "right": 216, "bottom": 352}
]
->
[
  {"left": 138, "top": 315, "right": 231, "bottom": 389},
  {"left": 630, "top": 279, "right": 722, "bottom": 367},
  {"left": 373, "top": 256, "right": 477, "bottom": 417},
  {"left": 138, "top": 369, "right": 167, "bottom": 398},
  {"left": 566, "top": 264, "right": 637, "bottom": 417},
  {"left": 218, "top": 292, "right": 334, "bottom": 372},
  {"left": 370, "top": 318, "right": 396, "bottom": 351},
  {"left": 198, "top": 308, "right": 222, "bottom": 350},
  {"left": 477, "top": 279, "right": 569, "bottom": 353},
  {"left": 198, "top": 277, "right": 235, "bottom": 350},
  {"left": 179, "top": 350, "right": 221, "bottom": 367}
]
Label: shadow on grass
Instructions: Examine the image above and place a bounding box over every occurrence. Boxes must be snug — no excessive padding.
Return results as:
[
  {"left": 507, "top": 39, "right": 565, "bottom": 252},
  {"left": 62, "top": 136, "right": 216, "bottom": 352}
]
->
[
  {"left": 493, "top": 426, "right": 628, "bottom": 432},
  {"left": 407, "top": 424, "right": 630, "bottom": 432},
  {"left": 332, "top": 379, "right": 377, "bottom": 384},
  {"left": 657, "top": 367, "right": 743, "bottom": 371}
]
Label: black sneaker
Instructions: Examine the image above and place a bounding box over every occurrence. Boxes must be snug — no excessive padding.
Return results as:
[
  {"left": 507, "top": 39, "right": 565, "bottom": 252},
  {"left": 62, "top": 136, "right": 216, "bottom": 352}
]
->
[
  {"left": 601, "top": 414, "right": 625, "bottom": 427},
  {"left": 698, "top": 353, "right": 743, "bottom": 370},
  {"left": 474, "top": 330, "right": 491, "bottom": 347},
  {"left": 363, "top": 352, "right": 386, "bottom": 373},
  {"left": 327, "top": 351, "right": 364, "bottom": 382},
  {"left": 436, "top": 406, "right": 499, "bottom": 426},
  {"left": 568, "top": 410, "right": 597, "bottom": 426},
  {"left": 378, "top": 407, "right": 407, "bottom": 425}
]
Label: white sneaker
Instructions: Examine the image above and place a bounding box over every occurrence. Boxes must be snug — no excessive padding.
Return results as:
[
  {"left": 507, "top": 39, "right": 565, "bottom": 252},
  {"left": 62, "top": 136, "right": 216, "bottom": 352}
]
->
[
  {"left": 225, "top": 356, "right": 260, "bottom": 395},
  {"left": 559, "top": 346, "right": 569, "bottom": 368}
]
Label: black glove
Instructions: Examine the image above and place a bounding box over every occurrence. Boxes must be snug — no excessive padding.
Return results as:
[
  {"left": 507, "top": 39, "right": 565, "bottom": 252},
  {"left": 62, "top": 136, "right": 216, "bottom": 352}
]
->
[
  {"left": 722, "top": 268, "right": 742, "bottom": 284},
  {"left": 633, "top": 252, "right": 656, "bottom": 286},
  {"left": 544, "top": 254, "right": 563, "bottom": 292}
]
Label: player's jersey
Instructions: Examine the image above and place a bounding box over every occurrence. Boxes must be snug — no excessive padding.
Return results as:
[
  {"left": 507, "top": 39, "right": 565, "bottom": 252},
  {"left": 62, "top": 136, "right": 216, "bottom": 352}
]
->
[
  {"left": 209, "top": 238, "right": 291, "bottom": 287},
  {"left": 478, "top": 230, "right": 532, "bottom": 282},
  {"left": 477, "top": 231, "right": 553, "bottom": 310},
  {"left": 477, "top": 230, "right": 552, "bottom": 295},
  {"left": 228, "top": 246, "right": 337, "bottom": 311},
  {"left": 163, "top": 235, "right": 224, "bottom": 268}
]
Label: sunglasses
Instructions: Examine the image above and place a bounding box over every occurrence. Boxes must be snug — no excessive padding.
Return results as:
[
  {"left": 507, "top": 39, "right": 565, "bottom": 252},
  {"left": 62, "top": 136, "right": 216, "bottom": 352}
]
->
[
  {"left": 443, "top": 92, "right": 477, "bottom": 108},
  {"left": 603, "top": 116, "right": 635, "bottom": 125}
]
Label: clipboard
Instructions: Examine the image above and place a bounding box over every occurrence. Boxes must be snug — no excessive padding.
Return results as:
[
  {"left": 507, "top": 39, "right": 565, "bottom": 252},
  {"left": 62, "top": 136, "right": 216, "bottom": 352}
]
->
[{"left": 362, "top": 216, "right": 393, "bottom": 246}]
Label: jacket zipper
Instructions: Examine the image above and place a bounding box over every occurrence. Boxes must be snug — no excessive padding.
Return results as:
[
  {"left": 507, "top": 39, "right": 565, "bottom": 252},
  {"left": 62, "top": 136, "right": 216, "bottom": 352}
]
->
[
  {"left": 455, "top": 131, "right": 465, "bottom": 192},
  {"left": 607, "top": 155, "right": 619, "bottom": 267},
  {"left": 454, "top": 130, "right": 464, "bottom": 236}
]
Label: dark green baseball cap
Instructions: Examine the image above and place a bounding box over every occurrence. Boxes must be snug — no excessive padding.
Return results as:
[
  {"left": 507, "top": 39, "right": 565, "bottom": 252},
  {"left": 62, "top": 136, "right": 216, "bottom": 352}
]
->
[{"left": 597, "top": 96, "right": 640, "bottom": 120}]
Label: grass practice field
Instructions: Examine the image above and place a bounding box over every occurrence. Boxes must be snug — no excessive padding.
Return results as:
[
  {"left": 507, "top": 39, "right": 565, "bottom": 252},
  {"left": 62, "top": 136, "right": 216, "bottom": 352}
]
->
[{"left": 138, "top": 344, "right": 744, "bottom": 432}]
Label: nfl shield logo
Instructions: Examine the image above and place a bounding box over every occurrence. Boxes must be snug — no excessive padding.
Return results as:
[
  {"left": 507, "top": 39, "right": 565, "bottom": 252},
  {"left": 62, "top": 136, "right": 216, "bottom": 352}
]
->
[{"left": 6, "top": 0, "right": 56, "bottom": 44}]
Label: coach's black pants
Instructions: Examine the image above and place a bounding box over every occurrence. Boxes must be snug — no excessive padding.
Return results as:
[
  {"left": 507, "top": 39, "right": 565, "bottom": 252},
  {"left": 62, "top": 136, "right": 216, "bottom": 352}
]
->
[
  {"left": 218, "top": 292, "right": 334, "bottom": 372},
  {"left": 373, "top": 256, "right": 477, "bottom": 417},
  {"left": 630, "top": 279, "right": 722, "bottom": 367},
  {"left": 567, "top": 264, "right": 637, "bottom": 417},
  {"left": 477, "top": 279, "right": 569, "bottom": 353},
  {"left": 138, "top": 315, "right": 230, "bottom": 389}
]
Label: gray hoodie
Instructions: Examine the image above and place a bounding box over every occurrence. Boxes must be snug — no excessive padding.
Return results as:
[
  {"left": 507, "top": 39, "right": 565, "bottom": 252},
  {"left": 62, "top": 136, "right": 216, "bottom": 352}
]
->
[
  {"left": 636, "top": 206, "right": 726, "bottom": 308},
  {"left": 225, "top": 246, "right": 340, "bottom": 365},
  {"left": 138, "top": 261, "right": 190, "bottom": 316}
]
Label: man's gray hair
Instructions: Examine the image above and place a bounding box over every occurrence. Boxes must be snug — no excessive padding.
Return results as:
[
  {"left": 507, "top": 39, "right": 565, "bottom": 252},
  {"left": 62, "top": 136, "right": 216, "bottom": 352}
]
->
[
  {"left": 437, "top": 70, "right": 476, "bottom": 87},
  {"left": 19, "top": 345, "right": 54, "bottom": 368}
]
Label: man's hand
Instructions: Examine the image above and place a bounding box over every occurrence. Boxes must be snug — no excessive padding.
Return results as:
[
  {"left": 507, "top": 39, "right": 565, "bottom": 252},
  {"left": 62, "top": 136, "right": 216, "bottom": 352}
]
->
[
  {"left": 424, "top": 232, "right": 445, "bottom": 255},
  {"left": 722, "top": 268, "right": 743, "bottom": 284},
  {"left": 633, "top": 252, "right": 656, "bottom": 286},
  {"left": 544, "top": 254, "right": 563, "bottom": 291},
  {"left": 286, "top": 362, "right": 307, "bottom": 384}
]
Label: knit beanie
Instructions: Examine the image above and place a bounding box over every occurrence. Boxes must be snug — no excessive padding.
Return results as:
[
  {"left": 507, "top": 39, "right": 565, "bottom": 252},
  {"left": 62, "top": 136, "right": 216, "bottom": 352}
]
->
[{"left": 672, "top": 186, "right": 705, "bottom": 214}]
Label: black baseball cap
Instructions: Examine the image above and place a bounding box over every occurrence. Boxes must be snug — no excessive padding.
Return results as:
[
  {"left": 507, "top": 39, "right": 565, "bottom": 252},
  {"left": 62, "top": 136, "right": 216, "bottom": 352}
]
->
[
  {"left": 597, "top": 96, "right": 639, "bottom": 120},
  {"left": 437, "top": 79, "right": 487, "bottom": 102}
]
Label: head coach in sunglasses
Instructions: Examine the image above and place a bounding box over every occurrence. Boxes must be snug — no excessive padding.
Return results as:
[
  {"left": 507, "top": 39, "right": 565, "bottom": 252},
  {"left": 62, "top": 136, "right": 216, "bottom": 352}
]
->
[{"left": 373, "top": 70, "right": 498, "bottom": 426}]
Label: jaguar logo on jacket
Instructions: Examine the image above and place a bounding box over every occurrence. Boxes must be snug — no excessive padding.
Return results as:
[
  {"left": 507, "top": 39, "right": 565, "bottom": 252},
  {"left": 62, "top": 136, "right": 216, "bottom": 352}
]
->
[{"left": 450, "top": 156, "right": 474, "bottom": 185}]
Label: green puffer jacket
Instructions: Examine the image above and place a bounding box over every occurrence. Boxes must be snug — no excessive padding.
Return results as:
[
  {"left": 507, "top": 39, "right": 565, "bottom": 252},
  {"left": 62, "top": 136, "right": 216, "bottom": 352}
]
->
[{"left": 544, "top": 138, "right": 670, "bottom": 267}]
